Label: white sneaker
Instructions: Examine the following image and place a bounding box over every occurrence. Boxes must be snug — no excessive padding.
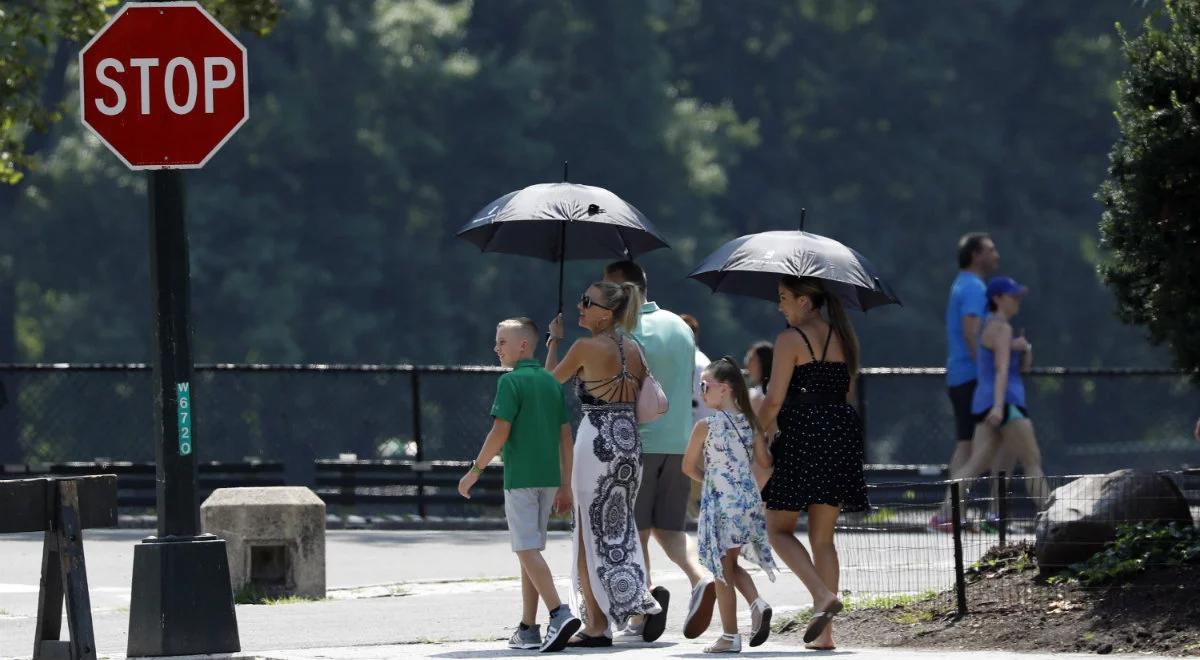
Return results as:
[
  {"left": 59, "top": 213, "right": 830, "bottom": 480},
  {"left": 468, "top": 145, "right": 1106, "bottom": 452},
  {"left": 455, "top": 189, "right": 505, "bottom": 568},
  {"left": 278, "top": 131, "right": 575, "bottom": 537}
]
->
[
  {"left": 683, "top": 578, "right": 716, "bottom": 639},
  {"left": 749, "top": 598, "right": 772, "bottom": 647}
]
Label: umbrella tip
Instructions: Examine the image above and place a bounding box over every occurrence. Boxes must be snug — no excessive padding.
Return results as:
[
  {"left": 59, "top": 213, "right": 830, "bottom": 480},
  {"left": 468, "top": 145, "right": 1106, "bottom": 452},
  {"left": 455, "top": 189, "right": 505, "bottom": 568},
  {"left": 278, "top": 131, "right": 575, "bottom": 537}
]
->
[
  {"left": 562, "top": 161, "right": 569, "bottom": 182},
  {"left": 800, "top": 207, "right": 807, "bottom": 232}
]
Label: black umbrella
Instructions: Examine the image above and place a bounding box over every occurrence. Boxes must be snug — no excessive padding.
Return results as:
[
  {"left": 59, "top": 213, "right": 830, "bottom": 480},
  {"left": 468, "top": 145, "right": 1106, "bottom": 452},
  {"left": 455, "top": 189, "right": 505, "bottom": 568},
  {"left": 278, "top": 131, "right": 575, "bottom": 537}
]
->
[
  {"left": 688, "top": 220, "right": 900, "bottom": 311},
  {"left": 457, "top": 165, "right": 669, "bottom": 311}
]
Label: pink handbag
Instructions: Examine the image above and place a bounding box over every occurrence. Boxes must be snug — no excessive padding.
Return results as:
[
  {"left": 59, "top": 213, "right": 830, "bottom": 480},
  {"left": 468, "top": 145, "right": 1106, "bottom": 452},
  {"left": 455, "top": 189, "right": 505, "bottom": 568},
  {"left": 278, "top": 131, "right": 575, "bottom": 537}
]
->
[{"left": 633, "top": 342, "right": 669, "bottom": 423}]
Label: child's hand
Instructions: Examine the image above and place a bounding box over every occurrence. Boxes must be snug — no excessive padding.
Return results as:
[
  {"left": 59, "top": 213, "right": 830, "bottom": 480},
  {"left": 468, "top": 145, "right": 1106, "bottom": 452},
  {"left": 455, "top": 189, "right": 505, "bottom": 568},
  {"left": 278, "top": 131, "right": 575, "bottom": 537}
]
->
[
  {"left": 752, "top": 462, "right": 773, "bottom": 490},
  {"left": 554, "top": 486, "right": 573, "bottom": 514},
  {"left": 458, "top": 471, "right": 478, "bottom": 499}
]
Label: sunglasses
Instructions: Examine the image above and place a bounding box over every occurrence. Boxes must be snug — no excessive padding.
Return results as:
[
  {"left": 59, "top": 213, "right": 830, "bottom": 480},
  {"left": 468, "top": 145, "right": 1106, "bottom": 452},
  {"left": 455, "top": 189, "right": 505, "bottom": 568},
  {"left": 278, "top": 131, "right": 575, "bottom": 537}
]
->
[
  {"left": 700, "top": 357, "right": 741, "bottom": 394},
  {"left": 579, "top": 294, "right": 613, "bottom": 310},
  {"left": 700, "top": 380, "right": 728, "bottom": 394}
]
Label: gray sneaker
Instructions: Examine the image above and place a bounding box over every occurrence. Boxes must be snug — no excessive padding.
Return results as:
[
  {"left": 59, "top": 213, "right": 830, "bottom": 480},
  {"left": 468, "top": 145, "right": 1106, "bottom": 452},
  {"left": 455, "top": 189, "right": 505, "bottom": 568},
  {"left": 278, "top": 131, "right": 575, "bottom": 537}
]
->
[
  {"left": 509, "top": 623, "right": 542, "bottom": 650},
  {"left": 541, "top": 607, "right": 581, "bottom": 652}
]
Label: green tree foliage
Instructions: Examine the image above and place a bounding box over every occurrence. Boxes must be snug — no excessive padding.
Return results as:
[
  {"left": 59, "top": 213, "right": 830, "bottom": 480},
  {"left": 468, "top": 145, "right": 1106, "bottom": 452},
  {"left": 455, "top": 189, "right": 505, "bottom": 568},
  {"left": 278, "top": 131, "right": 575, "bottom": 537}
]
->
[
  {"left": 1098, "top": 0, "right": 1200, "bottom": 373},
  {"left": 6, "top": 1, "right": 1197, "bottom": 471},
  {"left": 2, "top": 0, "right": 1171, "bottom": 370}
]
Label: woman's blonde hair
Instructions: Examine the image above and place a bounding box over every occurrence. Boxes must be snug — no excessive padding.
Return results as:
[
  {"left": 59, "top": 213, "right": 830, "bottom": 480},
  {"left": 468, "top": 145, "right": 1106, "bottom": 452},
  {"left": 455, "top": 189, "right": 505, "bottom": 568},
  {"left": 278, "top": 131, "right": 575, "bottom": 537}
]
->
[
  {"left": 592, "top": 281, "right": 643, "bottom": 333},
  {"left": 780, "top": 275, "right": 860, "bottom": 377}
]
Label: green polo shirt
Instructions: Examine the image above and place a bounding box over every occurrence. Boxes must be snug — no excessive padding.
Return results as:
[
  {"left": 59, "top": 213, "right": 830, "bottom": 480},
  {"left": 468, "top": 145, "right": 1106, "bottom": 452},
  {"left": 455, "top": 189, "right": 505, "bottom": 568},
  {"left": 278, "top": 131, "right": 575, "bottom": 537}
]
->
[
  {"left": 632, "top": 302, "right": 696, "bottom": 455},
  {"left": 491, "top": 359, "right": 569, "bottom": 489}
]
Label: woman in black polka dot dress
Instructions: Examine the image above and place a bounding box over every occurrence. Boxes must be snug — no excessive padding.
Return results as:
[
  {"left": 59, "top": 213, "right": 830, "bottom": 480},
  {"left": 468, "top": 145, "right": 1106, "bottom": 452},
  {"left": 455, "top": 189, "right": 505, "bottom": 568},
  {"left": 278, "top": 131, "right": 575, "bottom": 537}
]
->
[{"left": 758, "top": 275, "right": 867, "bottom": 650}]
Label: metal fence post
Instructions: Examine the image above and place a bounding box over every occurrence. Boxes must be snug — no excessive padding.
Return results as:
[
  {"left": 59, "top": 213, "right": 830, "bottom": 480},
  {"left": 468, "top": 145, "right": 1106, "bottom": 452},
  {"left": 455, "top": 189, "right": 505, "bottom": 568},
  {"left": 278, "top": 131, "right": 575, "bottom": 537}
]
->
[
  {"left": 950, "top": 481, "right": 968, "bottom": 617},
  {"left": 997, "top": 470, "right": 1008, "bottom": 548},
  {"left": 410, "top": 369, "right": 425, "bottom": 518}
]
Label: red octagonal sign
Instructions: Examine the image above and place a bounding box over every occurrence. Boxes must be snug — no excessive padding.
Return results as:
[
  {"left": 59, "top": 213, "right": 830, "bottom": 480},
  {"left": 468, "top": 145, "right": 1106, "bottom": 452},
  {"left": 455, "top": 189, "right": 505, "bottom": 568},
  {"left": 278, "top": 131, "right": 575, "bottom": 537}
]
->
[{"left": 80, "top": 1, "right": 249, "bottom": 170}]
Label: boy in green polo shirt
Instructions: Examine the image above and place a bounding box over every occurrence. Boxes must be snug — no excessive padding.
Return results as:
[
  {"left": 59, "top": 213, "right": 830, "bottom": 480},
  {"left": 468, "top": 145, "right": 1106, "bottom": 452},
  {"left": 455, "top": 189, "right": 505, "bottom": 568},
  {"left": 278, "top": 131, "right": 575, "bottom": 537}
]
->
[{"left": 458, "top": 317, "right": 581, "bottom": 653}]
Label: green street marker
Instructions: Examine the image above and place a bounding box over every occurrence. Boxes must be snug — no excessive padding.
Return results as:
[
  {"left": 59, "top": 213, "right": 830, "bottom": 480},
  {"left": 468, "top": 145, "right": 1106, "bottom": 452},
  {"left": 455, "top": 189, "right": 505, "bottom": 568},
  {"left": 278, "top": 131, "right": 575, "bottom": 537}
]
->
[{"left": 177, "top": 382, "right": 193, "bottom": 456}]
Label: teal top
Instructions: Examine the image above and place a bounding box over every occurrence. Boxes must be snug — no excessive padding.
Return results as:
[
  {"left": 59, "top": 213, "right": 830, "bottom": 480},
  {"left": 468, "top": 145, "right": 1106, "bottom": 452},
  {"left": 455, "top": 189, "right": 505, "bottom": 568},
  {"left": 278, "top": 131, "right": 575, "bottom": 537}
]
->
[
  {"left": 632, "top": 302, "right": 697, "bottom": 455},
  {"left": 490, "top": 359, "right": 569, "bottom": 489}
]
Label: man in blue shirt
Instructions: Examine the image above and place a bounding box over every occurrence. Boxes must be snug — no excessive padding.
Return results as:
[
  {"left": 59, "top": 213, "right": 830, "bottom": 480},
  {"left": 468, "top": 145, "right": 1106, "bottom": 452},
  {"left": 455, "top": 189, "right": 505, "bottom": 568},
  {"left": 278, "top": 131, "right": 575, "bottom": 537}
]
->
[{"left": 943, "top": 233, "right": 999, "bottom": 502}]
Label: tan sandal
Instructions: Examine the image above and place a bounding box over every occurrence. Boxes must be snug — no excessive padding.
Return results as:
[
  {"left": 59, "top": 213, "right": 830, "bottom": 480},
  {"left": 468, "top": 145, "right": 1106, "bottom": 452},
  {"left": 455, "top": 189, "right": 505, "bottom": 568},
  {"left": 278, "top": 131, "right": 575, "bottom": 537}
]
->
[{"left": 803, "top": 598, "right": 843, "bottom": 643}]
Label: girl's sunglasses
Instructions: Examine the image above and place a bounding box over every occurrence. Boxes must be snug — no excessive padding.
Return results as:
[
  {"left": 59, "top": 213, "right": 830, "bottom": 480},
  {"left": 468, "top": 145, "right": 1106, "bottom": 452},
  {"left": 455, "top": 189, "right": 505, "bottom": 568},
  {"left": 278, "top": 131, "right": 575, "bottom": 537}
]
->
[
  {"left": 700, "top": 357, "right": 740, "bottom": 393},
  {"left": 699, "top": 380, "right": 723, "bottom": 394},
  {"left": 580, "top": 294, "right": 613, "bottom": 310}
]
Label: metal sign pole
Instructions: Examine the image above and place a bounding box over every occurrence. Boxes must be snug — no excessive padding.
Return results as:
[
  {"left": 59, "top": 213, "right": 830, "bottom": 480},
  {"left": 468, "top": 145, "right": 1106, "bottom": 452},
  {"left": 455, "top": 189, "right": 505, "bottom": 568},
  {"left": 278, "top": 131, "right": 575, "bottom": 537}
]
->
[
  {"left": 127, "top": 169, "right": 240, "bottom": 657},
  {"left": 148, "top": 170, "right": 198, "bottom": 537}
]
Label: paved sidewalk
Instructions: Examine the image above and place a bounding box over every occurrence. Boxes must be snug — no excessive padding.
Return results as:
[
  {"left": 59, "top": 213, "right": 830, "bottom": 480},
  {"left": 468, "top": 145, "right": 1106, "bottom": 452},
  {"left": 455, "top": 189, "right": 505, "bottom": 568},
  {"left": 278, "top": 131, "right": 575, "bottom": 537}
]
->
[
  {"left": 77, "top": 644, "right": 1168, "bottom": 659},
  {"left": 0, "top": 528, "right": 1018, "bottom": 659}
]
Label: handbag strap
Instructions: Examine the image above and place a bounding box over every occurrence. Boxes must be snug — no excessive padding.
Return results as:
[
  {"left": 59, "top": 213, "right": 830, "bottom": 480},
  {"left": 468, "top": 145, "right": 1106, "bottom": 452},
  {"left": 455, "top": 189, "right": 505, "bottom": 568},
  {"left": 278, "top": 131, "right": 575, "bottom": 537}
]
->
[
  {"left": 627, "top": 335, "right": 653, "bottom": 384},
  {"left": 719, "top": 410, "right": 754, "bottom": 465}
]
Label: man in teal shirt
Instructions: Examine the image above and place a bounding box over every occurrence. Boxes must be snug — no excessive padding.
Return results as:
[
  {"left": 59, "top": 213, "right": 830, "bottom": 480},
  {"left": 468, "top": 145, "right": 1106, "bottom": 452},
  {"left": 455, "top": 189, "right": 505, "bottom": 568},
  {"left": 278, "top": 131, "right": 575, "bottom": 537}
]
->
[{"left": 604, "top": 261, "right": 715, "bottom": 640}]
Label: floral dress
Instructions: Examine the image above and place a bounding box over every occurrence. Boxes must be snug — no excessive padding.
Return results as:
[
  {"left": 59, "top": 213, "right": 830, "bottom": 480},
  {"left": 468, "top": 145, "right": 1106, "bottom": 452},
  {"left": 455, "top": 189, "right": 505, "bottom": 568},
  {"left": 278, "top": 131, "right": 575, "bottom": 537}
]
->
[{"left": 698, "top": 411, "right": 778, "bottom": 584}]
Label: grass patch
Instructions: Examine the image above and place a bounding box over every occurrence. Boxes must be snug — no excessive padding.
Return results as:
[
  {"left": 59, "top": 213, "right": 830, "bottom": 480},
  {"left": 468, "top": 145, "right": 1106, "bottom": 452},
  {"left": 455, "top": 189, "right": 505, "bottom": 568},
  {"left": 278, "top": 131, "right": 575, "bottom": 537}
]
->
[
  {"left": 774, "top": 591, "right": 941, "bottom": 633},
  {"left": 845, "top": 591, "right": 940, "bottom": 611},
  {"left": 234, "top": 584, "right": 323, "bottom": 605}
]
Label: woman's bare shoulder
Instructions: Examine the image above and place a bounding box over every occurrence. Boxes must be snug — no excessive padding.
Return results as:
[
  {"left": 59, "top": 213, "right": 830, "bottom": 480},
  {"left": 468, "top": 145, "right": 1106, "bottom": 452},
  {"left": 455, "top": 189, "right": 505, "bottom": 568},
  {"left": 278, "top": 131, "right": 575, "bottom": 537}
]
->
[
  {"left": 773, "top": 327, "right": 802, "bottom": 347},
  {"left": 983, "top": 317, "right": 1013, "bottom": 336}
]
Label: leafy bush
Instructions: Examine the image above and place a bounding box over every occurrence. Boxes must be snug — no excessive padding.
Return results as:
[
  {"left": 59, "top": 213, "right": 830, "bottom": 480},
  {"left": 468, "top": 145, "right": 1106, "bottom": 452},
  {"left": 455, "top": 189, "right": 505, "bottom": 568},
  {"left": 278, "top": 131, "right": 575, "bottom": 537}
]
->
[
  {"left": 1098, "top": 0, "right": 1200, "bottom": 374},
  {"left": 1052, "top": 522, "right": 1200, "bottom": 586}
]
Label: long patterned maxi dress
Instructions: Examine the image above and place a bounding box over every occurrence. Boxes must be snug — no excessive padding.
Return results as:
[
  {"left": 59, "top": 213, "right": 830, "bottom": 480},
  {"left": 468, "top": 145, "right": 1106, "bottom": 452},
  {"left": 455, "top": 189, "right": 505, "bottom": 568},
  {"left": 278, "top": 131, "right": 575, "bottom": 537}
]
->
[
  {"left": 571, "top": 334, "right": 661, "bottom": 628},
  {"left": 698, "top": 411, "right": 778, "bottom": 583}
]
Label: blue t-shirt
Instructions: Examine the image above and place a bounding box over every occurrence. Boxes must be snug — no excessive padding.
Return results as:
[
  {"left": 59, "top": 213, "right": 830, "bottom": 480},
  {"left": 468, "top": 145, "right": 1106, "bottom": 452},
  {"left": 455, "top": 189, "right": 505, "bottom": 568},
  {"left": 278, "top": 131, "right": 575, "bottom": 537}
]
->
[{"left": 945, "top": 272, "right": 987, "bottom": 386}]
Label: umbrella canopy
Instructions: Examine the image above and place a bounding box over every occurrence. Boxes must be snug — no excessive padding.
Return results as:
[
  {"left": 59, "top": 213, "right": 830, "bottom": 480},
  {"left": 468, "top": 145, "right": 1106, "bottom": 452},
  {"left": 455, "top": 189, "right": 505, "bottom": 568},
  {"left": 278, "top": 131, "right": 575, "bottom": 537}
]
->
[
  {"left": 457, "top": 182, "right": 669, "bottom": 310},
  {"left": 457, "top": 183, "right": 668, "bottom": 260},
  {"left": 688, "top": 230, "right": 901, "bottom": 311}
]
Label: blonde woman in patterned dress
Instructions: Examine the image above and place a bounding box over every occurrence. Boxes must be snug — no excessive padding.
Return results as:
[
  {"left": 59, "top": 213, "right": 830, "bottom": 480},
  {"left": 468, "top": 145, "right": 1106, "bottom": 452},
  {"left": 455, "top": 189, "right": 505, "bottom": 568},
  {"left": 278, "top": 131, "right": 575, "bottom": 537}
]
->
[
  {"left": 683, "top": 357, "right": 778, "bottom": 653},
  {"left": 546, "top": 281, "right": 665, "bottom": 647}
]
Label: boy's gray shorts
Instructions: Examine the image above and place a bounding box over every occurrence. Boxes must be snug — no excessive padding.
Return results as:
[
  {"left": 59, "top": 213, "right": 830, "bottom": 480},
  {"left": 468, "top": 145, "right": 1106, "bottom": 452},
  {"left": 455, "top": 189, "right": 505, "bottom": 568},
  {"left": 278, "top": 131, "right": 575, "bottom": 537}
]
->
[{"left": 504, "top": 487, "right": 558, "bottom": 552}]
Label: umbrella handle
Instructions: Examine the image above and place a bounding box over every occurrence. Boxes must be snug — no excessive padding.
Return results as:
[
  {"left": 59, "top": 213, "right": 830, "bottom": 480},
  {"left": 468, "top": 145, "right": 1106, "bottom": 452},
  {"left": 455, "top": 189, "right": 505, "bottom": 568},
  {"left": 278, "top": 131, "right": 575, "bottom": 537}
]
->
[
  {"left": 559, "top": 160, "right": 568, "bottom": 314},
  {"left": 558, "top": 220, "right": 566, "bottom": 314}
]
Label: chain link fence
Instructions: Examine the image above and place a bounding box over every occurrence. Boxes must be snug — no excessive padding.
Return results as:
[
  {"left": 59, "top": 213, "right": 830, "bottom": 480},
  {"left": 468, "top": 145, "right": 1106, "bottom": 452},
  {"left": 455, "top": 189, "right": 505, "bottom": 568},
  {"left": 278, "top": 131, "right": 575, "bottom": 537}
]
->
[{"left": 0, "top": 364, "right": 1196, "bottom": 487}]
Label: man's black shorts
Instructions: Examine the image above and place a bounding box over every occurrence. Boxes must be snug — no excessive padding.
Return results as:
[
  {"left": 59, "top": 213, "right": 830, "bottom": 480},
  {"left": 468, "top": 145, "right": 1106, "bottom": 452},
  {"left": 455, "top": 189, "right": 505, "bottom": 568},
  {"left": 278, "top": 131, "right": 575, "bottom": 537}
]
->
[{"left": 947, "top": 380, "right": 977, "bottom": 442}]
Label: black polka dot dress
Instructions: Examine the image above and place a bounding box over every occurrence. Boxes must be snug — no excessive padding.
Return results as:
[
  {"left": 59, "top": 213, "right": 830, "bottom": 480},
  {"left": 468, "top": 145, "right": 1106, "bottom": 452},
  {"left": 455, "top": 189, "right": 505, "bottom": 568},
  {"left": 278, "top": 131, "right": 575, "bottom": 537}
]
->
[{"left": 762, "top": 327, "right": 869, "bottom": 513}]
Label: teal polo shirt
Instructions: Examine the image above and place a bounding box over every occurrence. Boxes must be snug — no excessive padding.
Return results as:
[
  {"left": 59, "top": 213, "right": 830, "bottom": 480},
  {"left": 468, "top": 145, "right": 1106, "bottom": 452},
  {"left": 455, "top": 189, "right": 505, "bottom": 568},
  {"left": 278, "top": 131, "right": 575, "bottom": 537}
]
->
[
  {"left": 632, "top": 302, "right": 696, "bottom": 455},
  {"left": 490, "top": 359, "right": 569, "bottom": 489}
]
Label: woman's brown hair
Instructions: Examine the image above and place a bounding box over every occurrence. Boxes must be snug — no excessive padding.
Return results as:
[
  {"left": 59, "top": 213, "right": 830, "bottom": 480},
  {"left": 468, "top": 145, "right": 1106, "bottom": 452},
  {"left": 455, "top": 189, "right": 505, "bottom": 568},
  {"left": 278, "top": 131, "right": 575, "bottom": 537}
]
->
[{"left": 780, "top": 275, "right": 860, "bottom": 378}]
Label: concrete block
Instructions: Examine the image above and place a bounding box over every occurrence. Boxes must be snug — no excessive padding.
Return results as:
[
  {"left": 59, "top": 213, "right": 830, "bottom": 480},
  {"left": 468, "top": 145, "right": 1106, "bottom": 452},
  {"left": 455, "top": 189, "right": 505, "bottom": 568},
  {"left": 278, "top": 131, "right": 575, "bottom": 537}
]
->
[{"left": 201, "top": 487, "right": 325, "bottom": 599}]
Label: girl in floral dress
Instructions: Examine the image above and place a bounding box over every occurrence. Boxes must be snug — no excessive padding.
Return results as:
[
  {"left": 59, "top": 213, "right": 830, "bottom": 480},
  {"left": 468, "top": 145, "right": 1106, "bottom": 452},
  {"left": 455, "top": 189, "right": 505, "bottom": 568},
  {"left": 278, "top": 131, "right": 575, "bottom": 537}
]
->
[{"left": 683, "top": 357, "right": 778, "bottom": 654}]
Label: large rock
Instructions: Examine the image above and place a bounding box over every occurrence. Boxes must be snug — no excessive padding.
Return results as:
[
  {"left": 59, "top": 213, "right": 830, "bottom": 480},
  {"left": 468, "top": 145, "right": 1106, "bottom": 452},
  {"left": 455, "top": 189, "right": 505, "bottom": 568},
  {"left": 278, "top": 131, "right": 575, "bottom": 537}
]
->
[
  {"left": 1034, "top": 469, "right": 1193, "bottom": 572},
  {"left": 201, "top": 487, "right": 326, "bottom": 599}
]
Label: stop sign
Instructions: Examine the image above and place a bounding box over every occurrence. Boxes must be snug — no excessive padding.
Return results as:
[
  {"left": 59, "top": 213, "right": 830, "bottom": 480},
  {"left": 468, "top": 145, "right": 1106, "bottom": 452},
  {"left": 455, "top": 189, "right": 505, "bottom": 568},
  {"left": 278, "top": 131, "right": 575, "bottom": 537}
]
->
[{"left": 79, "top": 2, "right": 249, "bottom": 170}]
